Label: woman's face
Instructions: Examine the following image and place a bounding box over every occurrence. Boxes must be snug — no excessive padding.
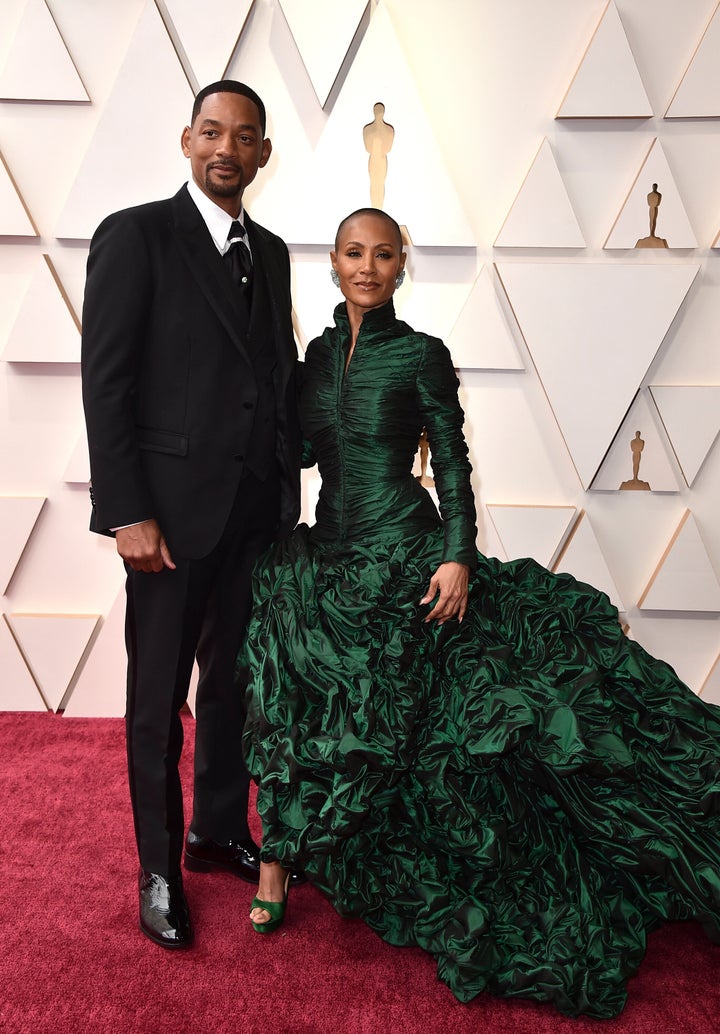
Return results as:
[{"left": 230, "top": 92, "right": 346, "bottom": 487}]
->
[{"left": 331, "top": 214, "right": 406, "bottom": 317}]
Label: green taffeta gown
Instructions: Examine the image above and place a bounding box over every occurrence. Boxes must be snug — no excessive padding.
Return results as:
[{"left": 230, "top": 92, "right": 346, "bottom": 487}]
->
[{"left": 241, "top": 301, "right": 720, "bottom": 1018}]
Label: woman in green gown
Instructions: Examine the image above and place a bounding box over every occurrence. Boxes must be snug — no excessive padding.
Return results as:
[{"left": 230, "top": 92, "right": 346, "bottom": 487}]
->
[{"left": 241, "top": 208, "right": 720, "bottom": 1018}]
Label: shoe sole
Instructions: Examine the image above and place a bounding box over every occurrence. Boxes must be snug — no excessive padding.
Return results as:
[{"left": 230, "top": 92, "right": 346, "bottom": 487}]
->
[
  {"left": 183, "top": 853, "right": 260, "bottom": 883},
  {"left": 139, "top": 920, "right": 193, "bottom": 949},
  {"left": 184, "top": 852, "right": 307, "bottom": 886}
]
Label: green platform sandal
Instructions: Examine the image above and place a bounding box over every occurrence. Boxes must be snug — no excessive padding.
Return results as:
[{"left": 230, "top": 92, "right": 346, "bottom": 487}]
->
[{"left": 250, "top": 871, "right": 290, "bottom": 934}]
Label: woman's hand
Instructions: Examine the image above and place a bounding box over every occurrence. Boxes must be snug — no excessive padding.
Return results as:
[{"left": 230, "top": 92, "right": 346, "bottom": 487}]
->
[{"left": 420, "top": 562, "right": 469, "bottom": 624}]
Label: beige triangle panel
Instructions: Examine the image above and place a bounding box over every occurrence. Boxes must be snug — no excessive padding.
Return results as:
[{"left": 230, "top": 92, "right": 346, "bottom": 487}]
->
[
  {"left": 158, "top": 0, "right": 253, "bottom": 92},
  {"left": 627, "top": 614, "right": 718, "bottom": 694},
  {"left": 280, "top": 0, "right": 368, "bottom": 107},
  {"left": 0, "top": 150, "right": 38, "bottom": 236},
  {"left": 0, "top": 496, "right": 45, "bottom": 595},
  {"left": 604, "top": 138, "right": 697, "bottom": 249},
  {"left": 2, "top": 255, "right": 80, "bottom": 362},
  {"left": 649, "top": 385, "right": 720, "bottom": 487},
  {"left": 496, "top": 262, "right": 699, "bottom": 489},
  {"left": 591, "top": 391, "right": 681, "bottom": 492},
  {"left": 486, "top": 504, "right": 577, "bottom": 568},
  {"left": 63, "top": 433, "right": 90, "bottom": 485},
  {"left": 665, "top": 2, "right": 720, "bottom": 118},
  {"left": 186, "top": 661, "right": 200, "bottom": 716},
  {"left": 448, "top": 266, "right": 524, "bottom": 370},
  {"left": 0, "top": 615, "right": 47, "bottom": 711},
  {"left": 699, "top": 651, "right": 720, "bottom": 705},
  {"left": 55, "top": 1, "right": 194, "bottom": 240},
  {"left": 556, "top": 0, "right": 652, "bottom": 119},
  {"left": 494, "top": 139, "right": 585, "bottom": 248},
  {"left": 243, "top": 4, "right": 474, "bottom": 246},
  {"left": 0, "top": 0, "right": 89, "bottom": 102},
  {"left": 552, "top": 510, "right": 624, "bottom": 612},
  {"left": 638, "top": 510, "right": 720, "bottom": 612},
  {"left": 63, "top": 586, "right": 126, "bottom": 716},
  {"left": 5, "top": 614, "right": 99, "bottom": 712}
]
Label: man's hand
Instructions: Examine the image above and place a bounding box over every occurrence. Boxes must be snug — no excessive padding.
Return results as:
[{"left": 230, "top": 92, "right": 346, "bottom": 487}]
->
[
  {"left": 115, "top": 519, "right": 176, "bottom": 573},
  {"left": 420, "top": 562, "right": 469, "bottom": 624}
]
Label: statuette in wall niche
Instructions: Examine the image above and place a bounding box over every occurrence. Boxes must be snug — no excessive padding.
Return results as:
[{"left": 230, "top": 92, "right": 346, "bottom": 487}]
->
[
  {"left": 416, "top": 428, "right": 434, "bottom": 488},
  {"left": 636, "top": 184, "right": 668, "bottom": 249},
  {"left": 363, "top": 102, "right": 394, "bottom": 209},
  {"left": 620, "top": 431, "right": 651, "bottom": 490}
]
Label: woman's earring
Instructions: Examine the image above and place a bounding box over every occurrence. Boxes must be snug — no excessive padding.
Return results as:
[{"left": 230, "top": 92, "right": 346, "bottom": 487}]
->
[
  {"left": 395, "top": 270, "right": 406, "bottom": 289},
  {"left": 330, "top": 268, "right": 341, "bottom": 288}
]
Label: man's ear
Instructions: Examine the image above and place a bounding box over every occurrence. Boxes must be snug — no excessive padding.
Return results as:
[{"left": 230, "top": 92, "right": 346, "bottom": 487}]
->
[{"left": 259, "top": 138, "right": 272, "bottom": 169}]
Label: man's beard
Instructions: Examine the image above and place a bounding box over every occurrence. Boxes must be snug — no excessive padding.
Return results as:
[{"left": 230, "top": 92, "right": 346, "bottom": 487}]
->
[{"left": 204, "top": 168, "right": 242, "bottom": 198}]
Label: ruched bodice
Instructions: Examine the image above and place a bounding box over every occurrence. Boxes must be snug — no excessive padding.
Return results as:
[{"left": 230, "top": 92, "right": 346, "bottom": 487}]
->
[
  {"left": 300, "top": 302, "right": 477, "bottom": 565},
  {"left": 241, "top": 303, "right": 720, "bottom": 1019}
]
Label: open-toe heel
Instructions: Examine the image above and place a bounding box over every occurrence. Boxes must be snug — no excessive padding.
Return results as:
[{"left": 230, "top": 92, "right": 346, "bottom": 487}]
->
[{"left": 250, "top": 871, "right": 290, "bottom": 933}]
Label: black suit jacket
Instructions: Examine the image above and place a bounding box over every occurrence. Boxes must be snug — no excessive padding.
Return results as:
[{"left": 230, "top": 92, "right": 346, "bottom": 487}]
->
[{"left": 81, "top": 185, "right": 301, "bottom": 559}]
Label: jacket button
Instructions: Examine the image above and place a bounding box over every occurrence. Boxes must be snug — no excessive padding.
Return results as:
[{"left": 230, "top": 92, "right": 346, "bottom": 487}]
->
[{"left": 243, "top": 401, "right": 254, "bottom": 410}]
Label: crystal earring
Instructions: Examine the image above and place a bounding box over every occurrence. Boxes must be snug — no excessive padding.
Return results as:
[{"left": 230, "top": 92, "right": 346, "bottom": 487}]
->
[
  {"left": 330, "top": 268, "right": 340, "bottom": 288},
  {"left": 395, "top": 270, "right": 406, "bottom": 289}
]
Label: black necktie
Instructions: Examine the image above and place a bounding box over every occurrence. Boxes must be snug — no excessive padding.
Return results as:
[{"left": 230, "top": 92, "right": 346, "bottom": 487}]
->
[{"left": 224, "top": 220, "right": 253, "bottom": 295}]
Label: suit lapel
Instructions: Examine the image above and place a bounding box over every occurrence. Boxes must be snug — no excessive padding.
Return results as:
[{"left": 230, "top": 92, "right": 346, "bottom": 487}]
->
[
  {"left": 245, "top": 213, "right": 294, "bottom": 391},
  {"left": 171, "top": 186, "right": 251, "bottom": 355}
]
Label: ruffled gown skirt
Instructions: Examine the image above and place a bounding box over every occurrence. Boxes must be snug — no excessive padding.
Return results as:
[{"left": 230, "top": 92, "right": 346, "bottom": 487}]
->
[{"left": 241, "top": 524, "right": 720, "bottom": 1018}]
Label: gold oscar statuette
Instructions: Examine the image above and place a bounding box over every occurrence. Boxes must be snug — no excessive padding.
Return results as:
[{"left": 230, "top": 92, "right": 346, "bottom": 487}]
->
[{"left": 620, "top": 431, "right": 651, "bottom": 490}]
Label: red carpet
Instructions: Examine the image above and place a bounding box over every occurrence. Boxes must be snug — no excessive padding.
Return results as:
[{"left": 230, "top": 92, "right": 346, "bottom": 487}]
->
[{"left": 1, "top": 712, "right": 718, "bottom": 1034}]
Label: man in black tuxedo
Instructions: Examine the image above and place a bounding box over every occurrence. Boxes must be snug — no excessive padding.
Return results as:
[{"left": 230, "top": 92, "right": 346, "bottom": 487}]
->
[{"left": 81, "top": 81, "right": 301, "bottom": 948}]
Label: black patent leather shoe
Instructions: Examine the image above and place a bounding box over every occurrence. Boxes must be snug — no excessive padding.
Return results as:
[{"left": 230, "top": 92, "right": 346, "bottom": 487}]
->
[
  {"left": 138, "top": 870, "right": 193, "bottom": 949},
  {"left": 184, "top": 831, "right": 307, "bottom": 885}
]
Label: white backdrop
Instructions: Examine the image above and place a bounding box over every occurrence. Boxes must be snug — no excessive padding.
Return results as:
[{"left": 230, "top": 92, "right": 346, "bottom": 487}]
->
[{"left": 1, "top": 0, "right": 719, "bottom": 714}]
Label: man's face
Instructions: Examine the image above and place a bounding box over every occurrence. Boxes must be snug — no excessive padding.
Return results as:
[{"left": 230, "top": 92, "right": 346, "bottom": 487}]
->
[{"left": 181, "top": 92, "right": 271, "bottom": 215}]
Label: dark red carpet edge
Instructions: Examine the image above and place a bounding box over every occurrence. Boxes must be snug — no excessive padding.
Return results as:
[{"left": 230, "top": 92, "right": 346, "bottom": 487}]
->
[{"left": 0, "top": 713, "right": 718, "bottom": 1034}]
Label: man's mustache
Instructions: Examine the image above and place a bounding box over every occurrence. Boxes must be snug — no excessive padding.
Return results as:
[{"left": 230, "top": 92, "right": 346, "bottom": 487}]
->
[{"left": 208, "top": 160, "right": 242, "bottom": 173}]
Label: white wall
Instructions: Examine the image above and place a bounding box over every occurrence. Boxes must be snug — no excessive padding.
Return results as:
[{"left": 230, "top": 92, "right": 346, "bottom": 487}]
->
[{"left": 1, "top": 0, "right": 719, "bottom": 714}]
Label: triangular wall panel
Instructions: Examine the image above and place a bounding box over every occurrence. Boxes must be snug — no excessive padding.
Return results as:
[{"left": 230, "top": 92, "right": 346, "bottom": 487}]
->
[
  {"left": 494, "top": 138, "right": 585, "bottom": 248},
  {"left": 630, "top": 615, "right": 719, "bottom": 694},
  {"left": 280, "top": 0, "right": 368, "bottom": 107},
  {"left": 5, "top": 614, "right": 99, "bottom": 712},
  {"left": 496, "top": 262, "right": 700, "bottom": 488},
  {"left": 55, "top": 1, "right": 194, "bottom": 240},
  {"left": 638, "top": 510, "right": 720, "bottom": 612},
  {"left": 700, "top": 651, "right": 720, "bottom": 705},
  {"left": 650, "top": 385, "right": 720, "bottom": 487},
  {"left": 158, "top": 0, "right": 253, "bottom": 90},
  {"left": 2, "top": 255, "right": 80, "bottom": 362},
  {"left": 0, "top": 150, "right": 37, "bottom": 236},
  {"left": 63, "top": 433, "right": 90, "bottom": 485},
  {"left": 0, "top": 497, "right": 45, "bottom": 594},
  {"left": 604, "top": 139, "right": 697, "bottom": 249},
  {"left": 0, "top": 615, "right": 46, "bottom": 711},
  {"left": 556, "top": 0, "right": 652, "bottom": 118},
  {"left": 591, "top": 391, "right": 680, "bottom": 492},
  {"left": 486, "top": 504, "right": 577, "bottom": 568},
  {"left": 242, "top": 4, "right": 474, "bottom": 246},
  {"left": 665, "top": 2, "right": 720, "bottom": 118},
  {"left": 63, "top": 587, "right": 126, "bottom": 717},
  {"left": 552, "top": 510, "right": 624, "bottom": 611},
  {"left": 0, "top": 0, "right": 89, "bottom": 102},
  {"left": 447, "top": 266, "right": 524, "bottom": 370}
]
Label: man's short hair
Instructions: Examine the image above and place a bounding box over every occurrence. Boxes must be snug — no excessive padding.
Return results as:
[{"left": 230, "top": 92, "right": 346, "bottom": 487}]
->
[{"left": 191, "top": 80, "right": 267, "bottom": 135}]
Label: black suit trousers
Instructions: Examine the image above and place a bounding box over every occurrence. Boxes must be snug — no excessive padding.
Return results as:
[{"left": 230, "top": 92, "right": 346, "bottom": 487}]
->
[{"left": 124, "top": 471, "right": 280, "bottom": 877}]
